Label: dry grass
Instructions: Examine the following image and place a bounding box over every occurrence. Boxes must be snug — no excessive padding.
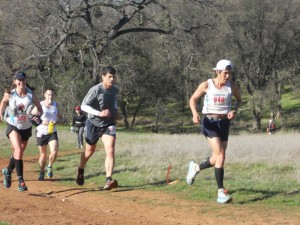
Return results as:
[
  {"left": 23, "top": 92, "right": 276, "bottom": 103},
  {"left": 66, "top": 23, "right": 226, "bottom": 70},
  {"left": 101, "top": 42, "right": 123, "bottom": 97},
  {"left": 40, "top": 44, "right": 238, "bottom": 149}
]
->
[
  {"left": 116, "top": 131, "right": 300, "bottom": 165},
  {"left": 115, "top": 131, "right": 300, "bottom": 183},
  {"left": 227, "top": 133, "right": 300, "bottom": 166}
]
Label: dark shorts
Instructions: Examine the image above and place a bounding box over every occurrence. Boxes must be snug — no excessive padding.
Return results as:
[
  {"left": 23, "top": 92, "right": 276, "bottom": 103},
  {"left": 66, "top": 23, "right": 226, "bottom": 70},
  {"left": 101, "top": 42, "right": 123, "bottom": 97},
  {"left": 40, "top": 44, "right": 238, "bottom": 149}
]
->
[
  {"left": 85, "top": 120, "right": 116, "bottom": 145},
  {"left": 201, "top": 115, "right": 231, "bottom": 141},
  {"left": 6, "top": 124, "right": 32, "bottom": 141},
  {"left": 36, "top": 132, "right": 59, "bottom": 146}
]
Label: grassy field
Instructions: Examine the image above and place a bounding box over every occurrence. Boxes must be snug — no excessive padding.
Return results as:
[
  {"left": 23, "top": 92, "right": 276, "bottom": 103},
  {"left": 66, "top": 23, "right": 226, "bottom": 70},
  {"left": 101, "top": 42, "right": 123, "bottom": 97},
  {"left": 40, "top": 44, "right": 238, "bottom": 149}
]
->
[{"left": 1, "top": 125, "right": 298, "bottom": 209}]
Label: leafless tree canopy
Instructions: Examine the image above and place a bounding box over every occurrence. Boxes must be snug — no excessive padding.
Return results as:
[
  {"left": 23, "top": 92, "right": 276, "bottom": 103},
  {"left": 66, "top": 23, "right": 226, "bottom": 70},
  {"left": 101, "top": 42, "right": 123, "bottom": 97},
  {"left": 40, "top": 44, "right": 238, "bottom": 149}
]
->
[{"left": 0, "top": 0, "right": 299, "bottom": 130}]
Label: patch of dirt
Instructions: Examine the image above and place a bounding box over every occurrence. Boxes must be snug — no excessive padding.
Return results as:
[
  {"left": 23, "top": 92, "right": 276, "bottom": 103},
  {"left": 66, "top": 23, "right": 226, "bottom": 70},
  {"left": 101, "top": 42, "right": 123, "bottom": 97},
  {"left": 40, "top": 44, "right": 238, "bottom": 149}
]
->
[{"left": 0, "top": 155, "right": 299, "bottom": 225}]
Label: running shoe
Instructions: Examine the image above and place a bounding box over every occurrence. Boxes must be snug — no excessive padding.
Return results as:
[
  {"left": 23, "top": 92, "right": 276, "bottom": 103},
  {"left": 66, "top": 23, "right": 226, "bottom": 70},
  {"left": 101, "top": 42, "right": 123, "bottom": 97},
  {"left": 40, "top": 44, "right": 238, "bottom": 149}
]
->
[
  {"left": 217, "top": 189, "right": 232, "bottom": 203},
  {"left": 38, "top": 171, "right": 45, "bottom": 181},
  {"left": 18, "top": 180, "right": 28, "bottom": 192},
  {"left": 103, "top": 179, "right": 118, "bottom": 190},
  {"left": 186, "top": 161, "right": 199, "bottom": 185},
  {"left": 76, "top": 167, "right": 84, "bottom": 186},
  {"left": 47, "top": 166, "right": 53, "bottom": 178},
  {"left": 2, "top": 168, "right": 12, "bottom": 188}
]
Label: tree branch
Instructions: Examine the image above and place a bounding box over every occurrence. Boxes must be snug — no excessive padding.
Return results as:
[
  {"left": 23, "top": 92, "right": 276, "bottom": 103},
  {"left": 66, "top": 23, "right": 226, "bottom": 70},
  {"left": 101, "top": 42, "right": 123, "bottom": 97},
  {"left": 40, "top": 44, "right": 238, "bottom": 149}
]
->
[{"left": 115, "top": 27, "right": 173, "bottom": 38}]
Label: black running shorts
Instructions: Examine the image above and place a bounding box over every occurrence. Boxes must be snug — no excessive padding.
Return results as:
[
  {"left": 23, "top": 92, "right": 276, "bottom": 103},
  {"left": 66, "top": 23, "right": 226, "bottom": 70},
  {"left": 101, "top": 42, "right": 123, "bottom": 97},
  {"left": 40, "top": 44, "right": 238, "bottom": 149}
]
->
[
  {"left": 6, "top": 124, "right": 32, "bottom": 141},
  {"left": 36, "top": 132, "right": 59, "bottom": 146},
  {"left": 201, "top": 116, "right": 230, "bottom": 141},
  {"left": 85, "top": 119, "right": 116, "bottom": 145}
]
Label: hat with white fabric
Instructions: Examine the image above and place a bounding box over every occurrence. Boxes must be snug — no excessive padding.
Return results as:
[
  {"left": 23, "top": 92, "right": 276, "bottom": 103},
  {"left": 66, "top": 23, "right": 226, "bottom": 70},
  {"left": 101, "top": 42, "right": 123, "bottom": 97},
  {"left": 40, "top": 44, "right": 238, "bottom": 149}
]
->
[{"left": 213, "top": 59, "right": 234, "bottom": 71}]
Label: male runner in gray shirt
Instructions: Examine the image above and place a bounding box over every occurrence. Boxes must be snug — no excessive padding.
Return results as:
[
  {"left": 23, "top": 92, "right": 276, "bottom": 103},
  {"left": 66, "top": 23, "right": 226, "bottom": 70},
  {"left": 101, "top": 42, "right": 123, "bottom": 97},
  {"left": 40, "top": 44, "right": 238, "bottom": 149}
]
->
[{"left": 76, "top": 66, "right": 119, "bottom": 190}]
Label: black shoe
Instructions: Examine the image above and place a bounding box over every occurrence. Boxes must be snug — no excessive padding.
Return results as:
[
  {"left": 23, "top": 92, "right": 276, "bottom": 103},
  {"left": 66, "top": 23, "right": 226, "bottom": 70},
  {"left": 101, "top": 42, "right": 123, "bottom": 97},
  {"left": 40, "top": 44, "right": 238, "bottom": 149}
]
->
[
  {"left": 38, "top": 171, "right": 45, "bottom": 181},
  {"left": 18, "top": 180, "right": 28, "bottom": 192},
  {"left": 2, "top": 168, "right": 12, "bottom": 188},
  {"left": 76, "top": 168, "right": 84, "bottom": 186}
]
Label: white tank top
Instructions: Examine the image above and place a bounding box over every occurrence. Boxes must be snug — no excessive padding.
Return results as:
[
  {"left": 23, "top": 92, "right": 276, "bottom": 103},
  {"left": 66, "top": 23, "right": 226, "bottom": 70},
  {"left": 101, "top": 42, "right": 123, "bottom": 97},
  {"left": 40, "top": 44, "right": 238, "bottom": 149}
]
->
[
  {"left": 36, "top": 101, "right": 58, "bottom": 136},
  {"left": 202, "top": 79, "right": 232, "bottom": 115},
  {"left": 6, "top": 87, "right": 33, "bottom": 129}
]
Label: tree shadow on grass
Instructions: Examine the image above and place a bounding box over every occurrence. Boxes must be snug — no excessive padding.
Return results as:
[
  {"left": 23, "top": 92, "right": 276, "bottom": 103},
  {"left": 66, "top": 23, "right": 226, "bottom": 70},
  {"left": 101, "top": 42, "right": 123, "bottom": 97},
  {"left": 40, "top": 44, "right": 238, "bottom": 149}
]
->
[
  {"left": 51, "top": 167, "right": 141, "bottom": 183},
  {"left": 28, "top": 180, "right": 167, "bottom": 198},
  {"left": 28, "top": 187, "right": 100, "bottom": 198},
  {"left": 26, "top": 167, "right": 140, "bottom": 183},
  {"left": 27, "top": 165, "right": 167, "bottom": 196},
  {"left": 230, "top": 188, "right": 300, "bottom": 204}
]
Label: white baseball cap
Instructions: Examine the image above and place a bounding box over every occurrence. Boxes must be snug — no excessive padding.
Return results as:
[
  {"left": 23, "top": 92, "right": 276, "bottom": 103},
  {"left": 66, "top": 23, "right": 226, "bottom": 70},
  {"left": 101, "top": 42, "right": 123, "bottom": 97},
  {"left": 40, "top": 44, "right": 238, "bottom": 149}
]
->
[{"left": 213, "top": 59, "right": 234, "bottom": 71}]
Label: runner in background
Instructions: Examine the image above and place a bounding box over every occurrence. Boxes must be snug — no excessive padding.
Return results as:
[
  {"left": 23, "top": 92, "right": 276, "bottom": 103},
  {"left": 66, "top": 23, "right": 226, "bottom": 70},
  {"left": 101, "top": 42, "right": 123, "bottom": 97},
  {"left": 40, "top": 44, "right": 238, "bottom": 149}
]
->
[
  {"left": 71, "top": 105, "right": 87, "bottom": 149},
  {"left": 31, "top": 88, "right": 62, "bottom": 181},
  {"left": 267, "top": 119, "right": 276, "bottom": 134}
]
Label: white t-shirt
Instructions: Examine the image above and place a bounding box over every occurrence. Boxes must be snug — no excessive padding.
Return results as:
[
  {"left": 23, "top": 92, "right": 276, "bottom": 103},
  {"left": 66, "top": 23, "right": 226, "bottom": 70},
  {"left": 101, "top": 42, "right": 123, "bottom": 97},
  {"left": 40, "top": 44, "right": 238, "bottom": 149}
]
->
[{"left": 36, "top": 101, "right": 58, "bottom": 136}]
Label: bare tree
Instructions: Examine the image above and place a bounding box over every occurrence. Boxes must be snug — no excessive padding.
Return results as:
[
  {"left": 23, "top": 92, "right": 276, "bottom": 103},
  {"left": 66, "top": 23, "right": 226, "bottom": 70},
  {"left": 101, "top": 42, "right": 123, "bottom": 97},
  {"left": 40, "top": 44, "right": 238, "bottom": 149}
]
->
[{"left": 221, "top": 0, "right": 300, "bottom": 130}]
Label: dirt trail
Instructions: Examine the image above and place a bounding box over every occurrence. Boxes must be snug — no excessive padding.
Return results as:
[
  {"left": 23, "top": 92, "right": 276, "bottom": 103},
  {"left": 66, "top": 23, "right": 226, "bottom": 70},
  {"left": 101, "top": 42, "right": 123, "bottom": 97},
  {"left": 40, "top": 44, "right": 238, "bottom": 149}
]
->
[{"left": 0, "top": 155, "right": 299, "bottom": 225}]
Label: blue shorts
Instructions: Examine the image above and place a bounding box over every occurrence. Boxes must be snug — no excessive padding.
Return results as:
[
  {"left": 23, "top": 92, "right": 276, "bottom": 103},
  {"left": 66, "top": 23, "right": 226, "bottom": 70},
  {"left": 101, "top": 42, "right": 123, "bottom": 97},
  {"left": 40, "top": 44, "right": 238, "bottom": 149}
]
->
[
  {"left": 85, "top": 120, "right": 116, "bottom": 145},
  {"left": 201, "top": 116, "right": 230, "bottom": 141}
]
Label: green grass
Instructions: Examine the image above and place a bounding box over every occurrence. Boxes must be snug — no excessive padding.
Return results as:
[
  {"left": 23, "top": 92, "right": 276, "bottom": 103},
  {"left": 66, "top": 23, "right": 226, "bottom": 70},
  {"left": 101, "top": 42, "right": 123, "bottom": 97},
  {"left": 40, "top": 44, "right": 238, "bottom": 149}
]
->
[
  {"left": 0, "top": 221, "right": 10, "bottom": 225},
  {"left": 281, "top": 87, "right": 300, "bottom": 111},
  {"left": 0, "top": 127, "right": 299, "bottom": 223},
  {"left": 45, "top": 131, "right": 300, "bottom": 209}
]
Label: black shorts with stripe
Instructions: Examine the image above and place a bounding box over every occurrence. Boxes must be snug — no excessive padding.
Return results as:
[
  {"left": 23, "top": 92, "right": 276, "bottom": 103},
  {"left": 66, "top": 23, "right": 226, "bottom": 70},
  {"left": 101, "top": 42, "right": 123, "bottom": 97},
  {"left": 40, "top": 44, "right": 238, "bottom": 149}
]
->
[
  {"left": 85, "top": 119, "right": 116, "bottom": 145},
  {"left": 36, "top": 132, "right": 58, "bottom": 146},
  {"left": 201, "top": 115, "right": 231, "bottom": 141}
]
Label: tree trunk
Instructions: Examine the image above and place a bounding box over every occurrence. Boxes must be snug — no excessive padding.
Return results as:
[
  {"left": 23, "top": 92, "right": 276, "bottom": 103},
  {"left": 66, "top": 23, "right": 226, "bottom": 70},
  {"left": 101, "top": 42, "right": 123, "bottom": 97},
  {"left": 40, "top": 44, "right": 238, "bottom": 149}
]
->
[
  {"left": 119, "top": 97, "right": 129, "bottom": 129},
  {"left": 131, "top": 97, "right": 145, "bottom": 127},
  {"left": 252, "top": 108, "right": 262, "bottom": 130}
]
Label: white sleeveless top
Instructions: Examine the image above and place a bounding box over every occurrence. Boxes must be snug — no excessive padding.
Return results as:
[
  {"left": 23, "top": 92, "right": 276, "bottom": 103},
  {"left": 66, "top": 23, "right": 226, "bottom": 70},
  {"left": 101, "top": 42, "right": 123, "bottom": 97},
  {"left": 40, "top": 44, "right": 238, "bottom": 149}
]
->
[
  {"left": 202, "top": 79, "right": 232, "bottom": 115},
  {"left": 6, "top": 87, "right": 33, "bottom": 129},
  {"left": 36, "top": 101, "right": 58, "bottom": 136}
]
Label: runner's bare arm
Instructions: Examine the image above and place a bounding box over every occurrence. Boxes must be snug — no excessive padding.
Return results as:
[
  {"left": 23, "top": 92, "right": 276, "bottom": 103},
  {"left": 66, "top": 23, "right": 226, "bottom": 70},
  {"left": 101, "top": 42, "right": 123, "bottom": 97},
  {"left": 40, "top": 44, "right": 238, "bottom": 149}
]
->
[
  {"left": 189, "top": 81, "right": 208, "bottom": 124},
  {"left": 227, "top": 81, "right": 242, "bottom": 120},
  {"left": 0, "top": 93, "right": 9, "bottom": 121}
]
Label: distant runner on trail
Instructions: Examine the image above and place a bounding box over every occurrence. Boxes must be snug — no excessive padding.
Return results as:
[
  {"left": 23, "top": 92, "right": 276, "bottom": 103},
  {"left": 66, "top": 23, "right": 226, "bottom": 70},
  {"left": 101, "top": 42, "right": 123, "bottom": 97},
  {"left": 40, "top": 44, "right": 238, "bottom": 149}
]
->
[
  {"left": 71, "top": 105, "right": 87, "bottom": 149},
  {"left": 267, "top": 119, "right": 276, "bottom": 134},
  {"left": 76, "top": 66, "right": 120, "bottom": 190},
  {"left": 186, "top": 59, "right": 242, "bottom": 203},
  {"left": 0, "top": 72, "right": 43, "bottom": 192}
]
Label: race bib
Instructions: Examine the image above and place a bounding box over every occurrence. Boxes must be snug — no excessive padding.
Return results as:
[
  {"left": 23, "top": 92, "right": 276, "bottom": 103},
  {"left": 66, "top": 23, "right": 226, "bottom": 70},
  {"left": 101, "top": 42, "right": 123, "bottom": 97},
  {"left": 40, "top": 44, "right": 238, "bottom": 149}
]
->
[
  {"left": 213, "top": 94, "right": 226, "bottom": 105},
  {"left": 16, "top": 115, "right": 27, "bottom": 123}
]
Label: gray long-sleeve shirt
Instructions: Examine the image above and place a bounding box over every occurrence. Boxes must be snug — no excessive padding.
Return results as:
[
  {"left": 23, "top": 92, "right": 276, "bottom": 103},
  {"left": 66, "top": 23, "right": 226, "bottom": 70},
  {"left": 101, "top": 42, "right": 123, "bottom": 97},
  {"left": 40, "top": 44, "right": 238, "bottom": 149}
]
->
[{"left": 81, "top": 83, "right": 118, "bottom": 127}]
